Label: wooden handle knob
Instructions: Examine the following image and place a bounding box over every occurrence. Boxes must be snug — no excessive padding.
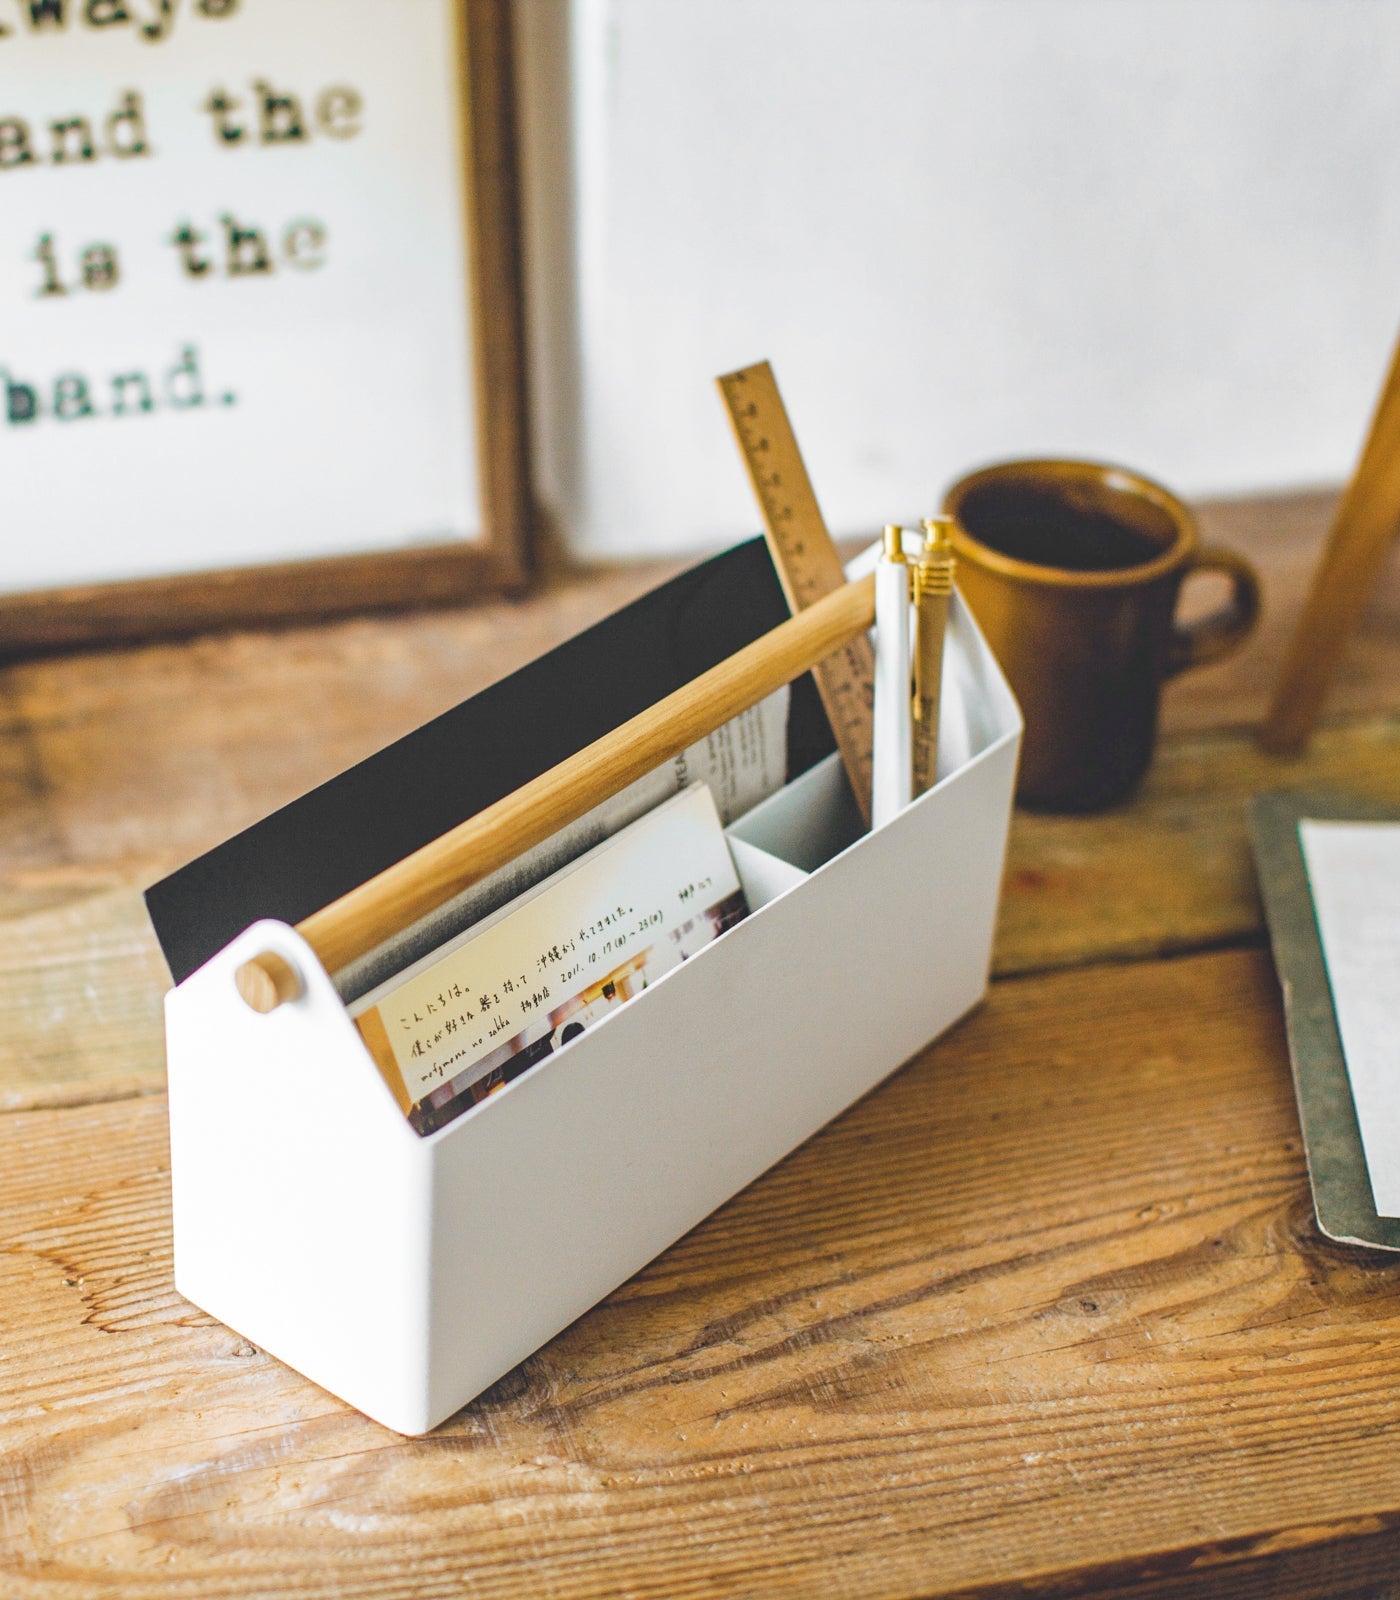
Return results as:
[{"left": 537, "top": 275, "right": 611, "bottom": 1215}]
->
[{"left": 235, "top": 952, "right": 304, "bottom": 1014}]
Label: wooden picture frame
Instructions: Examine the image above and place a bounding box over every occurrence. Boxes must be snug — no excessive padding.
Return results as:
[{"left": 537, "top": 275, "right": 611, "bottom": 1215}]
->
[{"left": 0, "top": 0, "right": 530, "bottom": 659}]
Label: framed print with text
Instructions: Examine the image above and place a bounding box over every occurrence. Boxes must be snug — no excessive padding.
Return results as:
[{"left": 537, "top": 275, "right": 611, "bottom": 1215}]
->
[{"left": 0, "top": 0, "right": 530, "bottom": 654}]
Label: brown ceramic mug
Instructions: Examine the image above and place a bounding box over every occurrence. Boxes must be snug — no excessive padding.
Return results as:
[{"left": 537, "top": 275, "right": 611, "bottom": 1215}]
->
[{"left": 944, "top": 459, "right": 1261, "bottom": 811}]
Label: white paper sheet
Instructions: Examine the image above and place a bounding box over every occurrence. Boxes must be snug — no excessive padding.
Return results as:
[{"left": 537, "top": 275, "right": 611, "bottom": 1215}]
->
[{"left": 1299, "top": 819, "right": 1400, "bottom": 1217}]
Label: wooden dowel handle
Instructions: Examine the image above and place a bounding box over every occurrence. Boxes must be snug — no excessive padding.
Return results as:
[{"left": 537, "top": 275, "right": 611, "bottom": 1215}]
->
[{"left": 236, "top": 573, "right": 877, "bottom": 1010}]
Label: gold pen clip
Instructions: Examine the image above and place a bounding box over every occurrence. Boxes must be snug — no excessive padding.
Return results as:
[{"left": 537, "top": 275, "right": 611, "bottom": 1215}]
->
[{"left": 915, "top": 518, "right": 956, "bottom": 598}]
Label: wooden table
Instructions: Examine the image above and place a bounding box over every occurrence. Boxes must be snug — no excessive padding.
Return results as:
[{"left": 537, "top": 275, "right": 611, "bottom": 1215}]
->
[{"left": 3, "top": 491, "right": 1400, "bottom": 1600}]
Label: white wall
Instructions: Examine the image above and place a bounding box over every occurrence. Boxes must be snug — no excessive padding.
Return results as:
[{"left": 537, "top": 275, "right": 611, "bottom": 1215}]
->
[{"left": 516, "top": 0, "right": 1400, "bottom": 559}]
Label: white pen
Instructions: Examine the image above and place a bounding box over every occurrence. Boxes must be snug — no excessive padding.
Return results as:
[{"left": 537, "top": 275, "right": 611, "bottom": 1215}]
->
[{"left": 872, "top": 524, "right": 914, "bottom": 829}]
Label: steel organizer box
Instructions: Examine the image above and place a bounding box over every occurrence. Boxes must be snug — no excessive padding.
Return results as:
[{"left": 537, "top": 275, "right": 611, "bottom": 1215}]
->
[{"left": 158, "top": 540, "right": 1022, "bottom": 1435}]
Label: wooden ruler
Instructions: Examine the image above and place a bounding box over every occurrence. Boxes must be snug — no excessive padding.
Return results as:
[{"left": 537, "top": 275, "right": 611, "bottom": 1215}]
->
[{"left": 717, "top": 360, "right": 874, "bottom": 822}]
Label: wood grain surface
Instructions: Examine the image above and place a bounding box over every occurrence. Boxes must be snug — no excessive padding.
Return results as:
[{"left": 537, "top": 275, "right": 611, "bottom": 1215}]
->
[
  {"left": 0, "top": 890, "right": 165, "bottom": 1113},
  {"left": 4, "top": 489, "right": 1400, "bottom": 1598},
  {"left": 997, "top": 713, "right": 1400, "bottom": 975},
  {"left": 1168, "top": 489, "right": 1400, "bottom": 733},
  {"left": 7, "top": 950, "right": 1400, "bottom": 1600}
]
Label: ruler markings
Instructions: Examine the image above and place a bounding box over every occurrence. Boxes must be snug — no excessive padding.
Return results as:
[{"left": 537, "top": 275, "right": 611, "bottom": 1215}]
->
[{"left": 717, "top": 360, "right": 874, "bottom": 822}]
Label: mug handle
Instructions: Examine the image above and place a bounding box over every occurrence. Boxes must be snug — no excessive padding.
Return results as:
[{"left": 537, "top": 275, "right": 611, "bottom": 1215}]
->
[{"left": 1168, "top": 546, "right": 1262, "bottom": 676}]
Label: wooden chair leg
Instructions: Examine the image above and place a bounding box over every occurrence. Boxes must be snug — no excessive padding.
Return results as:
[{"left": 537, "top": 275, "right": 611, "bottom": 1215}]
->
[{"left": 1260, "top": 326, "right": 1400, "bottom": 754}]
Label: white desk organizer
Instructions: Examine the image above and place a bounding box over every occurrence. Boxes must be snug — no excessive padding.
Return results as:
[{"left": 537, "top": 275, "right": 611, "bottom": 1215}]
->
[{"left": 166, "top": 577, "right": 1021, "bottom": 1435}]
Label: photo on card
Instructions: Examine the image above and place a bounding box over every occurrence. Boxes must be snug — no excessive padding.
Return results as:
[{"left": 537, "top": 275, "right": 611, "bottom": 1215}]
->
[{"left": 350, "top": 784, "right": 752, "bottom": 1136}]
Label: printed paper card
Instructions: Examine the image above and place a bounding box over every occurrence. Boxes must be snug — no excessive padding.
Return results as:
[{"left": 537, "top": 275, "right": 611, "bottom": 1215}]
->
[{"left": 351, "top": 783, "right": 747, "bottom": 1135}]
